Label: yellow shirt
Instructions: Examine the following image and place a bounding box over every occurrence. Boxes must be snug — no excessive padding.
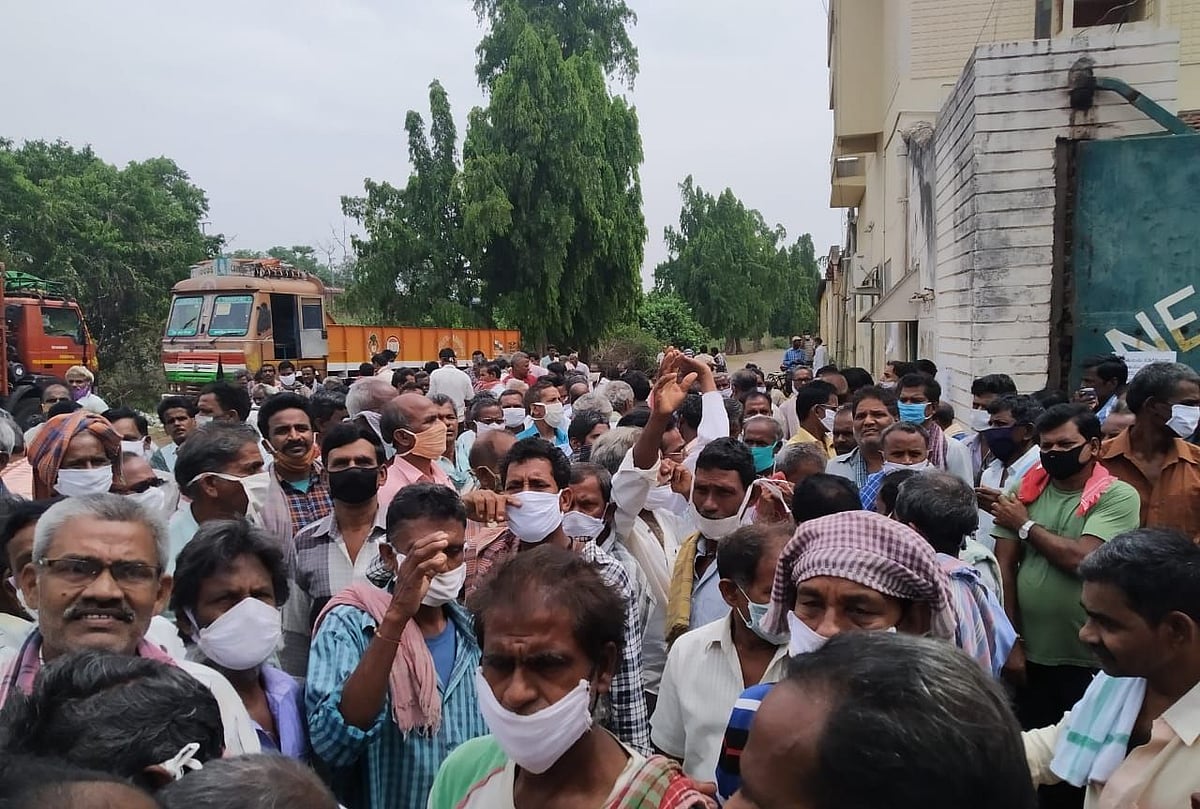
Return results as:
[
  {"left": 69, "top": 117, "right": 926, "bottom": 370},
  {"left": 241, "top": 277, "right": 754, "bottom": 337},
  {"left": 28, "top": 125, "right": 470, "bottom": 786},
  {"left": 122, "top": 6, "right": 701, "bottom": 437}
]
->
[
  {"left": 787, "top": 426, "right": 836, "bottom": 459},
  {"left": 1025, "top": 680, "right": 1200, "bottom": 809}
]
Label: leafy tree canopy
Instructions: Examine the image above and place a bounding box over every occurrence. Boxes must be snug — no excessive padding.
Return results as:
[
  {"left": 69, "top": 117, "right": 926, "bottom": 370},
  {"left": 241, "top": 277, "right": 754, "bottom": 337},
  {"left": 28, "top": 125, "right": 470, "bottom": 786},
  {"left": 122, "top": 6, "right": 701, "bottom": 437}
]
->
[
  {"left": 0, "top": 138, "right": 219, "bottom": 372},
  {"left": 638, "top": 289, "right": 710, "bottom": 351},
  {"left": 463, "top": 1, "right": 645, "bottom": 350},
  {"left": 654, "top": 176, "right": 819, "bottom": 344}
]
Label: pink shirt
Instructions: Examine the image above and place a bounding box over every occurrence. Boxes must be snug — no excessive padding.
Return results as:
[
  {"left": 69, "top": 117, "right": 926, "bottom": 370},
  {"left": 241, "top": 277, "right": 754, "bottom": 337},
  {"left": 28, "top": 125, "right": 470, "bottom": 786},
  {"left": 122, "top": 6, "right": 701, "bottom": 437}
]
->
[
  {"left": 377, "top": 455, "right": 453, "bottom": 508},
  {"left": 1, "top": 458, "right": 34, "bottom": 499}
]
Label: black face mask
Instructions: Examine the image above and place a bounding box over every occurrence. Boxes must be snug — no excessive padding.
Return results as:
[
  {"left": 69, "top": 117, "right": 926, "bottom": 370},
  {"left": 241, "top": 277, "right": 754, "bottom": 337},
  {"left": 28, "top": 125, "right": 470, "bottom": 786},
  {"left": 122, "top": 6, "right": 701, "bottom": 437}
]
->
[
  {"left": 1040, "top": 444, "right": 1090, "bottom": 481},
  {"left": 981, "top": 426, "right": 1019, "bottom": 463},
  {"left": 328, "top": 467, "right": 380, "bottom": 504}
]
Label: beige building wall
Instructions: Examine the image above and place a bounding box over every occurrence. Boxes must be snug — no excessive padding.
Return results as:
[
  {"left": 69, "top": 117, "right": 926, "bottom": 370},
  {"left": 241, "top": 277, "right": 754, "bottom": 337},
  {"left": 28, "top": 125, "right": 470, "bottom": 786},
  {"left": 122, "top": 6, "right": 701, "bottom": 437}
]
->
[{"left": 825, "top": 0, "right": 1200, "bottom": 378}]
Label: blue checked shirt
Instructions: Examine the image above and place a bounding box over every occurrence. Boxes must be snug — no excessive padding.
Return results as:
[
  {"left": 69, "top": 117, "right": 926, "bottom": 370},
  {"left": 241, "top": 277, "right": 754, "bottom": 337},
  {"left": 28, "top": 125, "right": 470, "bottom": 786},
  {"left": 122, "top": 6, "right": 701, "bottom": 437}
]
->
[{"left": 306, "top": 601, "right": 486, "bottom": 809}]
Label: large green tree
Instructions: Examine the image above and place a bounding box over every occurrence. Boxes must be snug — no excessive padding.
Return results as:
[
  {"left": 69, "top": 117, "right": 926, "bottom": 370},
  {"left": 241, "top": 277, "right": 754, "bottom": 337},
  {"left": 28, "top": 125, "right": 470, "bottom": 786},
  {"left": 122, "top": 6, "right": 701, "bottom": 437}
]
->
[
  {"left": 341, "top": 81, "right": 482, "bottom": 327},
  {"left": 654, "top": 176, "right": 819, "bottom": 349},
  {"left": 462, "top": 0, "right": 645, "bottom": 351},
  {"left": 0, "top": 139, "right": 218, "bottom": 372}
]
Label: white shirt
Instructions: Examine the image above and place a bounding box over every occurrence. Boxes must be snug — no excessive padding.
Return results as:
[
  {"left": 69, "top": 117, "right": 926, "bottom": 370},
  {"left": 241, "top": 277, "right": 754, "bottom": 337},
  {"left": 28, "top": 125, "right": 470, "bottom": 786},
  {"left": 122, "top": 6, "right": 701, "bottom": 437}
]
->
[
  {"left": 178, "top": 660, "right": 262, "bottom": 755},
  {"left": 812, "top": 345, "right": 828, "bottom": 368},
  {"left": 976, "top": 444, "right": 1040, "bottom": 551},
  {"left": 167, "top": 504, "right": 200, "bottom": 575},
  {"left": 428, "top": 364, "right": 475, "bottom": 419},
  {"left": 651, "top": 614, "right": 788, "bottom": 780}
]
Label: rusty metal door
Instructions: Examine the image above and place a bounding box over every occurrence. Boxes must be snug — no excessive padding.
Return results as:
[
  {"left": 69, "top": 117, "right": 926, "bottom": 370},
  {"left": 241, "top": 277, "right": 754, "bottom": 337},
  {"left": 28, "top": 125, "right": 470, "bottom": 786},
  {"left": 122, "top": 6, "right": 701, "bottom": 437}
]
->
[{"left": 1065, "top": 133, "right": 1200, "bottom": 385}]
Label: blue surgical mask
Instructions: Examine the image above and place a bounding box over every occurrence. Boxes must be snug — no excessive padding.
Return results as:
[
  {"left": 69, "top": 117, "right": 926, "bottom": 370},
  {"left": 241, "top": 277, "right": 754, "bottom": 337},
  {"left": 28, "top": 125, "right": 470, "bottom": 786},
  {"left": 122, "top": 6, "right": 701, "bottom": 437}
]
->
[
  {"left": 739, "top": 587, "right": 789, "bottom": 646},
  {"left": 748, "top": 443, "right": 777, "bottom": 474},
  {"left": 897, "top": 402, "right": 929, "bottom": 424}
]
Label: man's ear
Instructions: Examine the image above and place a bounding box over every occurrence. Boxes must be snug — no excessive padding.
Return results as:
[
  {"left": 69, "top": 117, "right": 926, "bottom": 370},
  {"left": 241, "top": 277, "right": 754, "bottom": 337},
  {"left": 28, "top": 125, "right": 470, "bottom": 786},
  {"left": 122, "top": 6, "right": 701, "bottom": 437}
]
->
[
  {"left": 154, "top": 575, "right": 174, "bottom": 617},
  {"left": 559, "top": 487, "right": 574, "bottom": 513},
  {"left": 718, "top": 578, "right": 741, "bottom": 610},
  {"left": 18, "top": 563, "right": 39, "bottom": 613}
]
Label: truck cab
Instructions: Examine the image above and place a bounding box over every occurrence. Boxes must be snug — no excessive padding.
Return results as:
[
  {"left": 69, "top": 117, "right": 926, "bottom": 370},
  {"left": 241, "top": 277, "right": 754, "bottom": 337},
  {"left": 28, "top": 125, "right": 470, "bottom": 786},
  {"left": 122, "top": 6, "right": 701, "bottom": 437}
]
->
[
  {"left": 0, "top": 271, "right": 99, "bottom": 427},
  {"left": 162, "top": 258, "right": 329, "bottom": 395}
]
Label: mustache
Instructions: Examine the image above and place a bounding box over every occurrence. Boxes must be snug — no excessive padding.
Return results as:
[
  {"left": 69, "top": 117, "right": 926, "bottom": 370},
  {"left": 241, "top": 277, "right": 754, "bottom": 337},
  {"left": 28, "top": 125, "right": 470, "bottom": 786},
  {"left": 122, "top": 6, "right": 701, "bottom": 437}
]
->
[{"left": 64, "top": 602, "right": 135, "bottom": 623}]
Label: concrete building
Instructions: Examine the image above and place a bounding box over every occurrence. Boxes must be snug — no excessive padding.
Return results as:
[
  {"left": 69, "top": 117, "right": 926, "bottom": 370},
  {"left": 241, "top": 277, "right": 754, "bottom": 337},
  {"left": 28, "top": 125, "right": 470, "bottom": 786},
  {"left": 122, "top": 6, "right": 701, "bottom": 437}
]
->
[{"left": 823, "top": 0, "right": 1200, "bottom": 374}]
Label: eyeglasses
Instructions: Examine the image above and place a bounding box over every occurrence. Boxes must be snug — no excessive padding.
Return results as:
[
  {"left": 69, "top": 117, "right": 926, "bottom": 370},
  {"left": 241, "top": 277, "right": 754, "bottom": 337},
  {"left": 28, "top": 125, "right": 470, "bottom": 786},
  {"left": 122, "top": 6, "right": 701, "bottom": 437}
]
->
[
  {"left": 123, "top": 477, "right": 165, "bottom": 494},
  {"left": 37, "top": 556, "right": 161, "bottom": 587}
]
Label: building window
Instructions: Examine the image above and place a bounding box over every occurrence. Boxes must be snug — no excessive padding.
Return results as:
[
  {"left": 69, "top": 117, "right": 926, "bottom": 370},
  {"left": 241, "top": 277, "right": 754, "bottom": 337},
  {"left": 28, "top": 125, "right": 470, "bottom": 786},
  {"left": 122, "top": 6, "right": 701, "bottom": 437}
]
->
[
  {"left": 1035, "top": 0, "right": 1053, "bottom": 37},
  {"left": 1069, "top": 0, "right": 1147, "bottom": 28}
]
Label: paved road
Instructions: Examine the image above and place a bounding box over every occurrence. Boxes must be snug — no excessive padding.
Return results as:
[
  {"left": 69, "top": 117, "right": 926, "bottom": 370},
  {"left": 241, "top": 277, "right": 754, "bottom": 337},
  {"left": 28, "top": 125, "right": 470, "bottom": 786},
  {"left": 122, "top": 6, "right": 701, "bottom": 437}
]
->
[{"left": 725, "top": 349, "right": 785, "bottom": 372}]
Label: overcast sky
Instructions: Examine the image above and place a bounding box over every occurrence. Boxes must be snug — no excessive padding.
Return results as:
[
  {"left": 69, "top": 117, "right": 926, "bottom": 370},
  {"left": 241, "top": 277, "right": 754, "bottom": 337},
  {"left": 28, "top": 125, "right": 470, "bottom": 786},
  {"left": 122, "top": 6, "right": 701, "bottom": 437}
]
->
[{"left": 4, "top": 0, "right": 842, "bottom": 286}]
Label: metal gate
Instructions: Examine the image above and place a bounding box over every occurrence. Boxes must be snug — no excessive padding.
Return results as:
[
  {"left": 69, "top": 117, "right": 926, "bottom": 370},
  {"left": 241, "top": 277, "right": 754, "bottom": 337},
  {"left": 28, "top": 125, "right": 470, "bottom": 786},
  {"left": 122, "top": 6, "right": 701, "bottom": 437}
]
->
[{"left": 1061, "top": 132, "right": 1200, "bottom": 388}]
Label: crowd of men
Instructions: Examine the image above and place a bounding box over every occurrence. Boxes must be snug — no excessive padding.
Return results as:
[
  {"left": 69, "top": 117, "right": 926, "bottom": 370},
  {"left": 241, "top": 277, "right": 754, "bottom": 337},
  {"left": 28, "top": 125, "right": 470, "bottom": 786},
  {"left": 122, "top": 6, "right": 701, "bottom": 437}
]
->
[{"left": 0, "top": 342, "right": 1197, "bottom": 809}]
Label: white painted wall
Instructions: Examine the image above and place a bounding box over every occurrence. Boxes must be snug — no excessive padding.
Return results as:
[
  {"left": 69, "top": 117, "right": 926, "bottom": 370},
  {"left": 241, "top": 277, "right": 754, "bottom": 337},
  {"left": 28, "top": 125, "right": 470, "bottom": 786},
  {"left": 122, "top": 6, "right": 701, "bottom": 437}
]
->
[{"left": 922, "top": 28, "right": 1181, "bottom": 416}]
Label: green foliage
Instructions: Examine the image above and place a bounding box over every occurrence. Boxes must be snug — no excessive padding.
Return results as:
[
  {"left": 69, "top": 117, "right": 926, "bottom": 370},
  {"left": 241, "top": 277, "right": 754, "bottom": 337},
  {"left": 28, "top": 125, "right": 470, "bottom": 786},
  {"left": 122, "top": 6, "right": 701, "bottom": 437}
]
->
[
  {"left": 637, "top": 289, "right": 710, "bottom": 350},
  {"left": 0, "top": 139, "right": 217, "bottom": 387},
  {"left": 592, "top": 323, "right": 660, "bottom": 372},
  {"left": 341, "top": 82, "right": 485, "bottom": 329},
  {"left": 463, "top": 1, "right": 646, "bottom": 351},
  {"left": 654, "top": 176, "right": 819, "bottom": 344},
  {"left": 473, "top": 0, "right": 639, "bottom": 86}
]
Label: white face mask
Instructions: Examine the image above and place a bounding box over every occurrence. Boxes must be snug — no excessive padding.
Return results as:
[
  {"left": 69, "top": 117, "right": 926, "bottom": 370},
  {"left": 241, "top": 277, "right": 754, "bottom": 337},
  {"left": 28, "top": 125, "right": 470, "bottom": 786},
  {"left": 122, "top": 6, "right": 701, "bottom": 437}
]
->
[
  {"left": 503, "top": 407, "right": 528, "bottom": 429},
  {"left": 561, "top": 510, "right": 606, "bottom": 540},
  {"left": 1167, "top": 404, "right": 1200, "bottom": 438},
  {"left": 191, "top": 597, "right": 281, "bottom": 671},
  {"left": 475, "top": 422, "right": 506, "bottom": 434},
  {"left": 719, "top": 389, "right": 733, "bottom": 399},
  {"left": 787, "top": 611, "right": 830, "bottom": 656},
  {"left": 279, "top": 373, "right": 297, "bottom": 386},
  {"left": 474, "top": 669, "right": 594, "bottom": 774},
  {"left": 536, "top": 402, "right": 566, "bottom": 429},
  {"left": 423, "top": 565, "right": 466, "bottom": 608},
  {"left": 127, "top": 486, "right": 166, "bottom": 514},
  {"left": 818, "top": 408, "right": 837, "bottom": 433},
  {"left": 506, "top": 491, "right": 564, "bottom": 543},
  {"left": 120, "top": 440, "right": 148, "bottom": 458},
  {"left": 756, "top": 386, "right": 767, "bottom": 394},
  {"left": 194, "top": 414, "right": 214, "bottom": 428},
  {"left": 190, "top": 471, "right": 272, "bottom": 521},
  {"left": 689, "top": 483, "right": 755, "bottom": 541},
  {"left": 881, "top": 460, "right": 931, "bottom": 474},
  {"left": 7, "top": 576, "right": 35, "bottom": 621},
  {"left": 969, "top": 408, "right": 992, "bottom": 432},
  {"left": 54, "top": 467, "right": 114, "bottom": 497}
]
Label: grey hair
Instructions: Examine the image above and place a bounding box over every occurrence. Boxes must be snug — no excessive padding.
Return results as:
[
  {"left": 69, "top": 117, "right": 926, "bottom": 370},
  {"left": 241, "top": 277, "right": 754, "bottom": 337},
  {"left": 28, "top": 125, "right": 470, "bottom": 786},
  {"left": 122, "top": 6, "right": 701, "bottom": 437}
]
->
[
  {"left": 157, "top": 754, "right": 338, "bottom": 809},
  {"left": 743, "top": 414, "right": 783, "bottom": 443},
  {"left": 605, "top": 381, "right": 636, "bottom": 413},
  {"left": 775, "top": 442, "right": 828, "bottom": 476},
  {"left": 588, "top": 426, "right": 642, "bottom": 475},
  {"left": 427, "top": 392, "right": 455, "bottom": 409},
  {"left": 782, "top": 632, "right": 1036, "bottom": 809},
  {"left": 572, "top": 392, "right": 614, "bottom": 419},
  {"left": 893, "top": 471, "right": 979, "bottom": 556},
  {"left": 345, "top": 376, "right": 398, "bottom": 418},
  {"left": 174, "top": 421, "right": 260, "bottom": 495},
  {"left": 510, "top": 351, "right": 529, "bottom": 363},
  {"left": 34, "top": 494, "right": 170, "bottom": 570},
  {"left": 1125, "top": 361, "right": 1200, "bottom": 414}
]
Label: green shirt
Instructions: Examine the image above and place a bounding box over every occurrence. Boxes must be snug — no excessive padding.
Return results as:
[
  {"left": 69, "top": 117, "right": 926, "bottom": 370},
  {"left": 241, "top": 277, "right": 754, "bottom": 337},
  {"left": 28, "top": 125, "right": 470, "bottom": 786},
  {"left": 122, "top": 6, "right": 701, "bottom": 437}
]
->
[
  {"left": 427, "top": 735, "right": 508, "bottom": 809},
  {"left": 993, "top": 476, "right": 1140, "bottom": 667}
]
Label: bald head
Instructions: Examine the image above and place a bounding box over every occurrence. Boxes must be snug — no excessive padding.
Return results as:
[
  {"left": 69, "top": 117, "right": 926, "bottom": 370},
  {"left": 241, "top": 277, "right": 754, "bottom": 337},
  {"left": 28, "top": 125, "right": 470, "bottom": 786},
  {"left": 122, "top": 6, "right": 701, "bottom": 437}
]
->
[
  {"left": 345, "top": 376, "right": 398, "bottom": 418},
  {"left": 470, "top": 428, "right": 516, "bottom": 492},
  {"left": 380, "top": 392, "right": 438, "bottom": 452}
]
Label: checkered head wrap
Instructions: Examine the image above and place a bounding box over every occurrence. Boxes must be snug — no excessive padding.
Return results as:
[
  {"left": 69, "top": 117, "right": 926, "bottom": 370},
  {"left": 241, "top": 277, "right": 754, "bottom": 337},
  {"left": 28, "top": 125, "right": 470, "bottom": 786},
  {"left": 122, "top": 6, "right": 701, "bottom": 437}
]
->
[
  {"left": 28, "top": 411, "right": 121, "bottom": 499},
  {"left": 764, "top": 510, "right": 956, "bottom": 640}
]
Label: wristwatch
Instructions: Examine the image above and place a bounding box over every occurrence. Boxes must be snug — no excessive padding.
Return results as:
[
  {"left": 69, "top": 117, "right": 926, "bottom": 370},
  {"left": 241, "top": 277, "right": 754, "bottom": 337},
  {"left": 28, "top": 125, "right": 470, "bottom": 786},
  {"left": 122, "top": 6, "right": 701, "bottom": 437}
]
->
[{"left": 1018, "top": 520, "right": 1037, "bottom": 541}]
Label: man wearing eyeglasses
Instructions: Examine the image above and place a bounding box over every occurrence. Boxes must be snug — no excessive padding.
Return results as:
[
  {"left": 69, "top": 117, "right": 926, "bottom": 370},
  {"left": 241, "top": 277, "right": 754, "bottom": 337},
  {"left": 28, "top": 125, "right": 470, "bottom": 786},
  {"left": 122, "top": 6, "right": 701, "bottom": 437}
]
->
[{"left": 0, "top": 493, "right": 261, "bottom": 754}]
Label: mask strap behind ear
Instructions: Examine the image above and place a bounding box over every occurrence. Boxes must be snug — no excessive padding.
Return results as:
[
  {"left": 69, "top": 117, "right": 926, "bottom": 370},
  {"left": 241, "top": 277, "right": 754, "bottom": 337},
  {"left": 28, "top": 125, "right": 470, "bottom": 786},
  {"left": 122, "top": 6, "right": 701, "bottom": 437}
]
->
[{"left": 157, "top": 742, "right": 203, "bottom": 781}]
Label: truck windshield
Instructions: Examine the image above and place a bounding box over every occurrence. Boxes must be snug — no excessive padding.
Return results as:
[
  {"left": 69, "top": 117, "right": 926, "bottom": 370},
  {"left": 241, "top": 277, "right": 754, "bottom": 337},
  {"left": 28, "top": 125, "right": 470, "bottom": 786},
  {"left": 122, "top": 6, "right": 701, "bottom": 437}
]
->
[
  {"left": 42, "top": 306, "right": 83, "bottom": 343},
  {"left": 166, "top": 296, "right": 203, "bottom": 337},
  {"left": 209, "top": 294, "right": 254, "bottom": 337}
]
